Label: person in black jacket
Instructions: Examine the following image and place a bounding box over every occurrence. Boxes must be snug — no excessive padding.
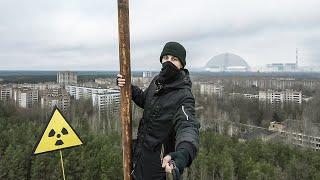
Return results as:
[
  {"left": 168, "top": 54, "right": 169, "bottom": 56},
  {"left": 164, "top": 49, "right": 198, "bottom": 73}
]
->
[{"left": 117, "top": 42, "right": 200, "bottom": 180}]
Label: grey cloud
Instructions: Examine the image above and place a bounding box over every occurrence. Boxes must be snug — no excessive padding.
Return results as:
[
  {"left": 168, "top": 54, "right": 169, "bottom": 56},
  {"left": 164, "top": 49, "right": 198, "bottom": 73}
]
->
[{"left": 0, "top": 0, "right": 320, "bottom": 70}]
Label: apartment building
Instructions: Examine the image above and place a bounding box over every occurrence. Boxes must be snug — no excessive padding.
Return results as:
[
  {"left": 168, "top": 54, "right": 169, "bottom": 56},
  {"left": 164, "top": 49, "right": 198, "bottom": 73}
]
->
[
  {"left": 57, "top": 71, "right": 77, "bottom": 85},
  {"left": 259, "top": 89, "right": 302, "bottom": 104},
  {"left": 41, "top": 88, "right": 70, "bottom": 111},
  {"left": 200, "top": 83, "right": 224, "bottom": 96},
  {"left": 0, "top": 85, "right": 12, "bottom": 100},
  {"left": 13, "top": 88, "right": 39, "bottom": 108},
  {"left": 66, "top": 85, "right": 108, "bottom": 100},
  {"left": 92, "top": 89, "right": 120, "bottom": 113}
]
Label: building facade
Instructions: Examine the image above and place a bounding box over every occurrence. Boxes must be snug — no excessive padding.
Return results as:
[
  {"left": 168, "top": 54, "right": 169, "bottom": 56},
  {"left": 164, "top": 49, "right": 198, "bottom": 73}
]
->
[
  {"left": 57, "top": 71, "right": 77, "bottom": 85},
  {"left": 66, "top": 85, "right": 108, "bottom": 100},
  {"left": 259, "top": 89, "right": 302, "bottom": 104},
  {"left": 200, "top": 83, "right": 224, "bottom": 96},
  {"left": 0, "top": 85, "right": 12, "bottom": 100},
  {"left": 41, "top": 88, "right": 70, "bottom": 111},
  {"left": 92, "top": 89, "right": 120, "bottom": 113},
  {"left": 13, "top": 88, "right": 39, "bottom": 108}
]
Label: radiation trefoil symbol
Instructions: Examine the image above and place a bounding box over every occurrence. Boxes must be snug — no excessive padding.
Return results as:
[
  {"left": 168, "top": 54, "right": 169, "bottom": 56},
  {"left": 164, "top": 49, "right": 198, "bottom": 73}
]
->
[
  {"left": 48, "top": 127, "right": 69, "bottom": 146},
  {"left": 33, "top": 107, "right": 83, "bottom": 155}
]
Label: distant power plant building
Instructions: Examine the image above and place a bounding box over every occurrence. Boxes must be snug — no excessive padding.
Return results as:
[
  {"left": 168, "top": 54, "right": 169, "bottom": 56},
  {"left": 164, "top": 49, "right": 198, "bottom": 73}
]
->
[
  {"left": 204, "top": 53, "right": 250, "bottom": 72},
  {"left": 259, "top": 89, "right": 302, "bottom": 104},
  {"left": 57, "top": 71, "right": 77, "bottom": 85},
  {"left": 265, "top": 63, "right": 298, "bottom": 72},
  {"left": 252, "top": 49, "right": 320, "bottom": 72},
  {"left": 13, "top": 88, "right": 39, "bottom": 108},
  {"left": 259, "top": 49, "right": 298, "bottom": 72},
  {"left": 200, "top": 83, "right": 224, "bottom": 96}
]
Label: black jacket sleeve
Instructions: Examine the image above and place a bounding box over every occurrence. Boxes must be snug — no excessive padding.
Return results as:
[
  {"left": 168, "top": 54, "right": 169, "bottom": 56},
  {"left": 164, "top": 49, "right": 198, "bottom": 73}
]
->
[
  {"left": 131, "top": 85, "right": 147, "bottom": 108},
  {"left": 173, "top": 90, "right": 200, "bottom": 167}
]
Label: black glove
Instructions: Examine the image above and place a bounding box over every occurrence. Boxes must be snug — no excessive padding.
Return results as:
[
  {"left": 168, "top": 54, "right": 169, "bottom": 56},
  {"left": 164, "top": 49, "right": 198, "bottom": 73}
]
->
[
  {"left": 167, "top": 160, "right": 181, "bottom": 180},
  {"left": 116, "top": 77, "right": 120, "bottom": 86},
  {"left": 168, "top": 148, "right": 190, "bottom": 174}
]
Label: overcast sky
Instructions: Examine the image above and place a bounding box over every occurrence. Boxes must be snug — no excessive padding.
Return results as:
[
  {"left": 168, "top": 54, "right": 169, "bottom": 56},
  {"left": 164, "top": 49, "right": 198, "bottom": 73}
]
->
[{"left": 0, "top": 0, "right": 319, "bottom": 71}]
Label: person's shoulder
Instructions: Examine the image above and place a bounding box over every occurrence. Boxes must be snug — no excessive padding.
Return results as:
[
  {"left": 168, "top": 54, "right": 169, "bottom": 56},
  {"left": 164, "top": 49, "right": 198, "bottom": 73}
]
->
[
  {"left": 181, "top": 88, "right": 194, "bottom": 97},
  {"left": 175, "top": 88, "right": 194, "bottom": 105},
  {"left": 152, "top": 74, "right": 159, "bottom": 81},
  {"left": 144, "top": 74, "right": 159, "bottom": 90}
]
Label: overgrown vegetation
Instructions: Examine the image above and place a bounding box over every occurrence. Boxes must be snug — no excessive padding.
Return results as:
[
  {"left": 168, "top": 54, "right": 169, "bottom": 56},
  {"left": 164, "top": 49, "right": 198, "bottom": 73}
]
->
[{"left": 1, "top": 101, "right": 319, "bottom": 180}]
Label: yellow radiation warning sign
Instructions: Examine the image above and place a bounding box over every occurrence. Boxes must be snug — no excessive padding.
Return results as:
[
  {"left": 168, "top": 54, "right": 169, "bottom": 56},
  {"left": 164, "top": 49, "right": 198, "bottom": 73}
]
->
[{"left": 33, "top": 107, "right": 83, "bottom": 155}]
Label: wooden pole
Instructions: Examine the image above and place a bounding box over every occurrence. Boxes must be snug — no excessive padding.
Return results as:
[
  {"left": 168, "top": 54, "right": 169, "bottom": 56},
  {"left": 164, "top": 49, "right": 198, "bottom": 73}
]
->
[
  {"left": 117, "top": 0, "right": 132, "bottom": 180},
  {"left": 59, "top": 150, "right": 66, "bottom": 180}
]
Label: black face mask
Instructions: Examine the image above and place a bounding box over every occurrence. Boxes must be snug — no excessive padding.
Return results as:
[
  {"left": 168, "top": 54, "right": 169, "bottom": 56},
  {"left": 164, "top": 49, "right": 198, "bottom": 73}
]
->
[{"left": 157, "top": 61, "right": 181, "bottom": 84}]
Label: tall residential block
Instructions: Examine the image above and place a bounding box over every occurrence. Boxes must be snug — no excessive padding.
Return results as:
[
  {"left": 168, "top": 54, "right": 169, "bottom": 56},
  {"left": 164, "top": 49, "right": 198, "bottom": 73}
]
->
[{"left": 57, "top": 71, "right": 77, "bottom": 85}]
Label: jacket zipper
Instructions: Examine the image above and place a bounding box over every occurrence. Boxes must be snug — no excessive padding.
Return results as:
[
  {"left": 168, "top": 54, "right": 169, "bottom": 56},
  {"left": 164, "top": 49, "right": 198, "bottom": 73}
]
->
[
  {"left": 131, "top": 165, "right": 135, "bottom": 175},
  {"left": 181, "top": 105, "right": 189, "bottom": 121}
]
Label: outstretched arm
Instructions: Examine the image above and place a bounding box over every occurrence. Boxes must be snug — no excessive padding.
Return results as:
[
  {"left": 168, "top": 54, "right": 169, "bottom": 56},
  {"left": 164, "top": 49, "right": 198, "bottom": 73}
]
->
[{"left": 162, "top": 92, "right": 200, "bottom": 174}]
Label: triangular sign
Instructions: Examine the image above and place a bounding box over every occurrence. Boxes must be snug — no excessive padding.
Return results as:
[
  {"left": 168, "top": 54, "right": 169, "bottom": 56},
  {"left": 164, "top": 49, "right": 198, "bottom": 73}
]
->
[{"left": 33, "top": 107, "right": 83, "bottom": 155}]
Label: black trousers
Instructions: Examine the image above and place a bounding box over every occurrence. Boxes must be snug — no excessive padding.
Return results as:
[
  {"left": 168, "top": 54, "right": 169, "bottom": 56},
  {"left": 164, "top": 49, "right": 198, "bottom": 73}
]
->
[{"left": 132, "top": 145, "right": 166, "bottom": 180}]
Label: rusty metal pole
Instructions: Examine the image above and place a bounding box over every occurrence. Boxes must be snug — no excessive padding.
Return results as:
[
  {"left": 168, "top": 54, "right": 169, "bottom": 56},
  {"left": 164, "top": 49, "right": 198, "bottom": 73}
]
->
[{"left": 117, "top": 0, "right": 132, "bottom": 180}]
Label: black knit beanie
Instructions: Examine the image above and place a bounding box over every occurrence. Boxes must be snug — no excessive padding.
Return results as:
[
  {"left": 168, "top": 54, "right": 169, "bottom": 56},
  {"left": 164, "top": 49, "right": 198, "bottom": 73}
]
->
[{"left": 160, "top": 42, "right": 186, "bottom": 68}]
